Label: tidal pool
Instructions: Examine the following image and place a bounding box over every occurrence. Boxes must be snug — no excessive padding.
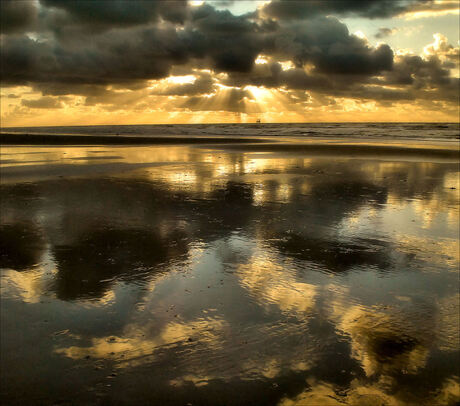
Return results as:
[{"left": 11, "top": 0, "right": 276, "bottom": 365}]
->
[{"left": 1, "top": 144, "right": 459, "bottom": 405}]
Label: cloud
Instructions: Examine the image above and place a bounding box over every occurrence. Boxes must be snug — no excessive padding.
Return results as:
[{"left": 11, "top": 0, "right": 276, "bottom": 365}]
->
[
  {"left": 375, "top": 27, "right": 398, "bottom": 39},
  {"left": 1, "top": 26, "right": 187, "bottom": 86},
  {"left": 0, "top": 0, "right": 458, "bottom": 120},
  {"left": 423, "top": 33, "right": 460, "bottom": 62},
  {"left": 151, "top": 72, "right": 215, "bottom": 96},
  {"left": 0, "top": 0, "right": 38, "bottom": 34},
  {"left": 260, "top": 17, "right": 395, "bottom": 77},
  {"left": 402, "top": 0, "right": 459, "bottom": 19},
  {"left": 0, "top": 4, "right": 267, "bottom": 87},
  {"left": 182, "top": 87, "right": 253, "bottom": 112},
  {"left": 40, "top": 0, "right": 189, "bottom": 28},
  {"left": 393, "top": 55, "right": 450, "bottom": 86},
  {"left": 185, "top": 5, "right": 267, "bottom": 73},
  {"left": 260, "top": 0, "right": 435, "bottom": 20},
  {"left": 0, "top": 2, "right": 434, "bottom": 88},
  {"left": 21, "top": 96, "right": 63, "bottom": 109}
]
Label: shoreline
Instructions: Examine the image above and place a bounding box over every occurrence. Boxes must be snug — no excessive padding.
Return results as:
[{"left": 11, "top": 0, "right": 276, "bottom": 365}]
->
[
  {"left": 0, "top": 133, "right": 266, "bottom": 145},
  {"left": 0, "top": 132, "right": 458, "bottom": 160}
]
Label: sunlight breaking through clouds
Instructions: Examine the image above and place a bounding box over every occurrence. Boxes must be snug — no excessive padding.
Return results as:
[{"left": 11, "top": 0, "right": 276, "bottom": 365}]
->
[{"left": 0, "top": 0, "right": 458, "bottom": 125}]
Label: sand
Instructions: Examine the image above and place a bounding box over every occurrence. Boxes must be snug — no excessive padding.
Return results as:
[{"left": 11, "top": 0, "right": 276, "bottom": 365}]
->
[{"left": 1, "top": 139, "right": 459, "bottom": 405}]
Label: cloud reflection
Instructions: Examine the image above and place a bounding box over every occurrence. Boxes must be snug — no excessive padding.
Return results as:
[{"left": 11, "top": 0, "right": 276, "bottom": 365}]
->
[{"left": 1, "top": 145, "right": 458, "bottom": 405}]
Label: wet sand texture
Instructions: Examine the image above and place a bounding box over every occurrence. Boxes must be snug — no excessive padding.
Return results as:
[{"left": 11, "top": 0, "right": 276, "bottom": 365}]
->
[{"left": 1, "top": 141, "right": 459, "bottom": 406}]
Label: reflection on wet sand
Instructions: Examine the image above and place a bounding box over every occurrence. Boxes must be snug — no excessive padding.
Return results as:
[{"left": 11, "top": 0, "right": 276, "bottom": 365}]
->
[
  {"left": 333, "top": 305, "right": 432, "bottom": 377},
  {"left": 236, "top": 256, "right": 317, "bottom": 317},
  {"left": 0, "top": 223, "right": 45, "bottom": 271},
  {"left": 279, "top": 376, "right": 460, "bottom": 406},
  {"left": 1, "top": 144, "right": 459, "bottom": 405},
  {"left": 52, "top": 226, "right": 188, "bottom": 300}
]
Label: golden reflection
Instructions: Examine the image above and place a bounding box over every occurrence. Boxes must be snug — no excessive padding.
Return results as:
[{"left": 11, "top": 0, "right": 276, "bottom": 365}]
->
[
  {"left": 329, "top": 303, "right": 432, "bottom": 377},
  {"left": 432, "top": 377, "right": 460, "bottom": 406},
  {"left": 55, "top": 311, "right": 319, "bottom": 381},
  {"left": 0, "top": 268, "right": 47, "bottom": 303},
  {"left": 241, "top": 158, "right": 272, "bottom": 174},
  {"left": 278, "top": 377, "right": 460, "bottom": 406},
  {"left": 437, "top": 294, "right": 460, "bottom": 351},
  {"left": 1, "top": 144, "right": 459, "bottom": 405},
  {"left": 143, "top": 153, "right": 310, "bottom": 198},
  {"left": 386, "top": 192, "right": 408, "bottom": 209},
  {"left": 236, "top": 256, "right": 317, "bottom": 316},
  {"left": 278, "top": 380, "right": 401, "bottom": 406},
  {"left": 79, "top": 289, "right": 116, "bottom": 307},
  {"left": 360, "top": 161, "right": 414, "bottom": 180},
  {"left": 166, "top": 170, "right": 198, "bottom": 187},
  {"left": 443, "top": 171, "right": 460, "bottom": 189},
  {"left": 169, "top": 374, "right": 212, "bottom": 388},
  {"left": 55, "top": 317, "right": 227, "bottom": 367},
  {"left": 252, "top": 183, "right": 266, "bottom": 206},
  {"left": 412, "top": 199, "right": 442, "bottom": 229},
  {"left": 395, "top": 234, "right": 460, "bottom": 268},
  {"left": 382, "top": 165, "right": 460, "bottom": 229},
  {"left": 248, "top": 359, "right": 282, "bottom": 379},
  {"left": 340, "top": 162, "right": 459, "bottom": 236},
  {"left": 0, "top": 145, "right": 194, "bottom": 169},
  {"left": 276, "top": 183, "right": 292, "bottom": 202},
  {"left": 294, "top": 295, "right": 460, "bottom": 406},
  {"left": 240, "top": 355, "right": 314, "bottom": 380}
]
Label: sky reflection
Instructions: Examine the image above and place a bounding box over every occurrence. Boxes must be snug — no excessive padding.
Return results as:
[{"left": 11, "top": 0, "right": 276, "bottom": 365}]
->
[{"left": 1, "top": 145, "right": 458, "bottom": 405}]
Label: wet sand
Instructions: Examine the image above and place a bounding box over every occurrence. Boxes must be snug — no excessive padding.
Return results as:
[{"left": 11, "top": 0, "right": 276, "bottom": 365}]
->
[
  {"left": 1, "top": 140, "right": 459, "bottom": 405},
  {"left": 0, "top": 132, "right": 268, "bottom": 145}
]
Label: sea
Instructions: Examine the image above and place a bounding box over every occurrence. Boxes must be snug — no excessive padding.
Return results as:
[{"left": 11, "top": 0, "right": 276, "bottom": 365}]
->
[{"left": 3, "top": 122, "right": 459, "bottom": 143}]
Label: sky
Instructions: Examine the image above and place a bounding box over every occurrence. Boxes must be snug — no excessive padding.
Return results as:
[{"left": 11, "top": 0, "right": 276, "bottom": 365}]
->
[{"left": 1, "top": 0, "right": 459, "bottom": 126}]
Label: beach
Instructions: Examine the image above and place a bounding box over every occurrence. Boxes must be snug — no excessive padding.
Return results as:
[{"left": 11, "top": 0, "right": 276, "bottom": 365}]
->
[{"left": 1, "top": 124, "right": 459, "bottom": 405}]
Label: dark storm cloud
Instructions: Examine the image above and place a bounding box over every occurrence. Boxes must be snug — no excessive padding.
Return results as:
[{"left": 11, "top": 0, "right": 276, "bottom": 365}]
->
[
  {"left": 0, "top": 0, "right": 458, "bottom": 109},
  {"left": 261, "top": 0, "right": 434, "bottom": 20},
  {"left": 387, "top": 55, "right": 452, "bottom": 87},
  {"left": 223, "top": 48, "right": 458, "bottom": 104},
  {"left": 22, "top": 97, "right": 63, "bottom": 109},
  {"left": 0, "top": 3, "right": 396, "bottom": 86},
  {"left": 0, "top": 4, "right": 265, "bottom": 87},
  {"left": 0, "top": 0, "right": 38, "bottom": 34},
  {"left": 218, "top": 13, "right": 396, "bottom": 91},
  {"left": 264, "top": 17, "right": 394, "bottom": 74},
  {"left": 208, "top": 1, "right": 235, "bottom": 7},
  {"left": 380, "top": 55, "right": 459, "bottom": 103},
  {"left": 35, "top": 83, "right": 111, "bottom": 97},
  {"left": 40, "top": 0, "right": 189, "bottom": 27},
  {"left": 185, "top": 5, "right": 266, "bottom": 73},
  {"left": 314, "top": 43, "right": 393, "bottom": 75},
  {"left": 337, "top": 85, "right": 416, "bottom": 102},
  {"left": 1, "top": 26, "right": 187, "bottom": 86},
  {"left": 223, "top": 62, "right": 330, "bottom": 90}
]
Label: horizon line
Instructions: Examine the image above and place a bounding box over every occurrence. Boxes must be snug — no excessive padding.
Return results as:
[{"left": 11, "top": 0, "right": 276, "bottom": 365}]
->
[{"left": 1, "top": 121, "right": 459, "bottom": 129}]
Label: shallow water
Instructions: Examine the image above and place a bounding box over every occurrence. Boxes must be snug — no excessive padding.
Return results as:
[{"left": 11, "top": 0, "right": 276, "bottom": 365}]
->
[
  {"left": 1, "top": 143, "right": 459, "bottom": 405},
  {"left": 3, "top": 122, "right": 460, "bottom": 144}
]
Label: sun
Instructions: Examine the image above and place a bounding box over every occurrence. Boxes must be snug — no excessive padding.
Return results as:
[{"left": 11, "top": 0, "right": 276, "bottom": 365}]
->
[{"left": 245, "top": 85, "right": 272, "bottom": 101}]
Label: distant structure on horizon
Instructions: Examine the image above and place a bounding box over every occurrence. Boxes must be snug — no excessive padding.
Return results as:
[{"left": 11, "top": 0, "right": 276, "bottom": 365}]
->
[{"left": 256, "top": 118, "right": 261, "bottom": 124}]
